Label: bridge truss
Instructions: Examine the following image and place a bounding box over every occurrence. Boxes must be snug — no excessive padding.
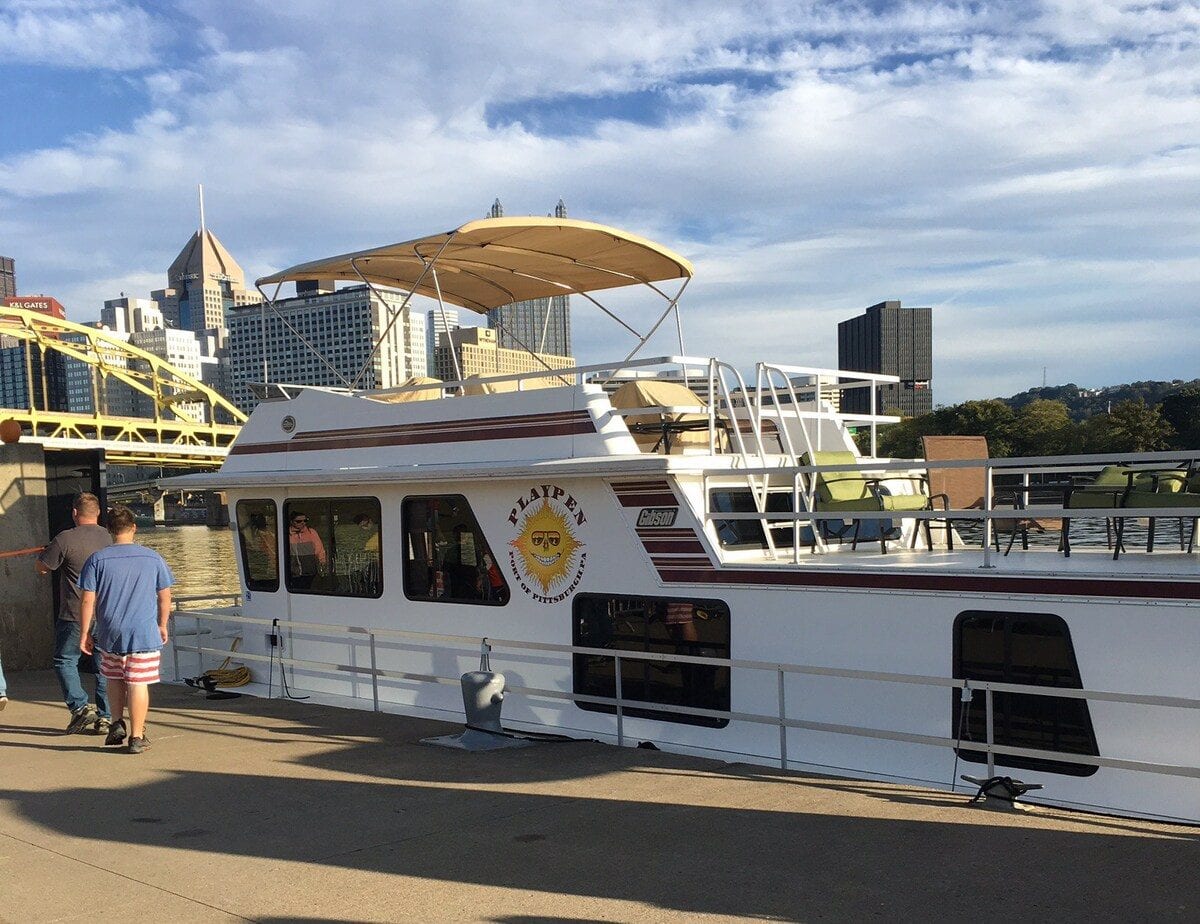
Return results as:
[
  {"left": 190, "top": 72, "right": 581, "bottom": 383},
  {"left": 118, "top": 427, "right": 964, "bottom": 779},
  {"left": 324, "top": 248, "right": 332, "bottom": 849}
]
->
[{"left": 0, "top": 307, "right": 245, "bottom": 467}]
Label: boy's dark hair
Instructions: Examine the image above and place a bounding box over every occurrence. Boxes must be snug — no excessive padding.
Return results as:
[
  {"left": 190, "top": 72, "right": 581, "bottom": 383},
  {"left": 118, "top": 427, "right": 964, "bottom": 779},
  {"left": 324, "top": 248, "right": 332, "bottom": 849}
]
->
[{"left": 107, "top": 504, "right": 138, "bottom": 536}]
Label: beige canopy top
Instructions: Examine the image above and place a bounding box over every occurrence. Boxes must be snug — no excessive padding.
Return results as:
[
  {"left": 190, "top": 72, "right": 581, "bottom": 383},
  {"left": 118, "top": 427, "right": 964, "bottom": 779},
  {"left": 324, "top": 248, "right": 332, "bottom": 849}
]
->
[{"left": 256, "top": 217, "right": 694, "bottom": 314}]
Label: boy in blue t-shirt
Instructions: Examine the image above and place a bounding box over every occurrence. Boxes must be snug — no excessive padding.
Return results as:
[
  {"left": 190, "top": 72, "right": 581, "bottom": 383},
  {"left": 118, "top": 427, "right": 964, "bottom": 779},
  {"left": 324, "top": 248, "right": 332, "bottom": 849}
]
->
[{"left": 79, "top": 505, "right": 174, "bottom": 754}]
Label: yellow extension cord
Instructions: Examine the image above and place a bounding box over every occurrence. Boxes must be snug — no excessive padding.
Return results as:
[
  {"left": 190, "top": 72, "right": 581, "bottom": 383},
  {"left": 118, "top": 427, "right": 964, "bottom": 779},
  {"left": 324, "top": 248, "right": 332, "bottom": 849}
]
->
[{"left": 198, "top": 637, "right": 252, "bottom": 688}]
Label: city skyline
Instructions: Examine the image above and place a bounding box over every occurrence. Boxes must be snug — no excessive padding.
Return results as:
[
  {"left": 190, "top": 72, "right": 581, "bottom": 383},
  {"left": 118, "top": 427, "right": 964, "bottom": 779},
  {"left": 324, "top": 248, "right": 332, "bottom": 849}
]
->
[{"left": 1, "top": 2, "right": 1198, "bottom": 404}]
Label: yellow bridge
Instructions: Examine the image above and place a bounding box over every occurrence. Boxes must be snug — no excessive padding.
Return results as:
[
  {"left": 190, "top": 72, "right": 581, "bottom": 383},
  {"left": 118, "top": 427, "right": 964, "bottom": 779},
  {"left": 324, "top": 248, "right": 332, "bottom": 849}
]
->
[{"left": 1, "top": 307, "right": 244, "bottom": 468}]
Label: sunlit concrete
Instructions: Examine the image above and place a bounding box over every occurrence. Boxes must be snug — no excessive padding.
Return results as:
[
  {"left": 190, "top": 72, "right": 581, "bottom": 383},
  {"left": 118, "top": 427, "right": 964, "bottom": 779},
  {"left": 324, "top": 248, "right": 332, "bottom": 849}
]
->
[{"left": 2, "top": 671, "right": 1196, "bottom": 923}]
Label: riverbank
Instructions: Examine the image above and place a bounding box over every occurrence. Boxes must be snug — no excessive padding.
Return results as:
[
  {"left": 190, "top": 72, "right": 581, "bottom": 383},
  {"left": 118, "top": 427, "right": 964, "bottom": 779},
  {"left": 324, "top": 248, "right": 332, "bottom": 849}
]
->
[{"left": 2, "top": 671, "right": 1196, "bottom": 922}]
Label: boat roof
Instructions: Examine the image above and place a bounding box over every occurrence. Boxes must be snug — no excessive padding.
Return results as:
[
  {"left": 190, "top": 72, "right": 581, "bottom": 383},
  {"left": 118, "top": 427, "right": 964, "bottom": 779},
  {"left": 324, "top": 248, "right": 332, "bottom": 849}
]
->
[{"left": 256, "top": 217, "right": 695, "bottom": 313}]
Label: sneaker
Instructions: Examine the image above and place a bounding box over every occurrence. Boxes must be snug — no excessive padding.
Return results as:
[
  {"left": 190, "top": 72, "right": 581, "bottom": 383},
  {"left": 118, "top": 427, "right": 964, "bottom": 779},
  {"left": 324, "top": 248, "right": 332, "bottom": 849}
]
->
[
  {"left": 0, "top": 695, "right": 7, "bottom": 711},
  {"left": 65, "top": 705, "right": 95, "bottom": 735},
  {"left": 94, "top": 717, "right": 112, "bottom": 735},
  {"left": 128, "top": 736, "right": 151, "bottom": 754},
  {"left": 104, "top": 719, "right": 127, "bottom": 747}
]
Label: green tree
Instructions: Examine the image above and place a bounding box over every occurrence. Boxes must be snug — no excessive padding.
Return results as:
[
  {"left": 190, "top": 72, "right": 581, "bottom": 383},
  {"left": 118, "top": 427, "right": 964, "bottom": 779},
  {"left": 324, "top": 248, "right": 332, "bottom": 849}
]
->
[
  {"left": 1161, "top": 387, "right": 1200, "bottom": 450},
  {"left": 1097, "top": 399, "right": 1174, "bottom": 453},
  {"left": 1012, "top": 399, "right": 1077, "bottom": 457},
  {"left": 932, "top": 400, "right": 1017, "bottom": 456}
]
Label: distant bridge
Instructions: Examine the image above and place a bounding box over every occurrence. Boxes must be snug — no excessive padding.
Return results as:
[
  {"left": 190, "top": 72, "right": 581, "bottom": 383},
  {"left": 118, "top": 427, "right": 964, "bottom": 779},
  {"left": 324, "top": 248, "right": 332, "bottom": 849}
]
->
[{"left": 0, "top": 307, "right": 244, "bottom": 468}]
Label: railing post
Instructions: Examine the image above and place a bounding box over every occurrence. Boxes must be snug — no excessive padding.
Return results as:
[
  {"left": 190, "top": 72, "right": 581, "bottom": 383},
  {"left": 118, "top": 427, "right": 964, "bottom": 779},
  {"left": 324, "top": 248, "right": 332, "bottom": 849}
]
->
[
  {"left": 196, "top": 611, "right": 203, "bottom": 678},
  {"left": 778, "top": 668, "right": 787, "bottom": 770},
  {"left": 170, "top": 605, "right": 179, "bottom": 682},
  {"left": 614, "top": 655, "right": 624, "bottom": 748},
  {"left": 985, "top": 685, "right": 996, "bottom": 777},
  {"left": 981, "top": 463, "right": 995, "bottom": 569},
  {"left": 369, "top": 631, "right": 379, "bottom": 713}
]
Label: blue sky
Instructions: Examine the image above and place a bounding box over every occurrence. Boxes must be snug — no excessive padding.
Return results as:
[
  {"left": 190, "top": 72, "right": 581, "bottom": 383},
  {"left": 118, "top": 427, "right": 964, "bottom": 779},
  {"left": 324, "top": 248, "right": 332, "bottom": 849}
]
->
[{"left": 1, "top": 0, "right": 1198, "bottom": 404}]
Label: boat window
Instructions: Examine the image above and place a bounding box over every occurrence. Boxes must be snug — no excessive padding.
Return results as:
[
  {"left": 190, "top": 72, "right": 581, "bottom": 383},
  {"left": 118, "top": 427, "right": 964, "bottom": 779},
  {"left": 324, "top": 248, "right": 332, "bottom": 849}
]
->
[
  {"left": 709, "top": 489, "right": 804, "bottom": 549},
  {"left": 282, "top": 497, "right": 382, "bottom": 598},
  {"left": 953, "top": 610, "right": 1098, "bottom": 776},
  {"left": 573, "top": 593, "right": 730, "bottom": 728},
  {"left": 401, "top": 495, "right": 509, "bottom": 605},
  {"left": 236, "top": 499, "right": 279, "bottom": 593}
]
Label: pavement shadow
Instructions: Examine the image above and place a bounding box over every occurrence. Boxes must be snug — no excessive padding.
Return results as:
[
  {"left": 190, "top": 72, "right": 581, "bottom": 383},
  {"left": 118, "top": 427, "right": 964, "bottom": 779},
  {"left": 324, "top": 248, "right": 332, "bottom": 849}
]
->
[{"left": 7, "top": 765, "right": 1200, "bottom": 921}]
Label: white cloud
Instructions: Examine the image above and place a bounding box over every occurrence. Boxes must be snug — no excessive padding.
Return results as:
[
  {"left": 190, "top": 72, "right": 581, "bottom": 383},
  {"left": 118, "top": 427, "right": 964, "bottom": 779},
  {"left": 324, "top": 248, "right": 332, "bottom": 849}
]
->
[
  {"left": 1, "top": 1, "right": 1198, "bottom": 403},
  {"left": 0, "top": 0, "right": 165, "bottom": 69}
]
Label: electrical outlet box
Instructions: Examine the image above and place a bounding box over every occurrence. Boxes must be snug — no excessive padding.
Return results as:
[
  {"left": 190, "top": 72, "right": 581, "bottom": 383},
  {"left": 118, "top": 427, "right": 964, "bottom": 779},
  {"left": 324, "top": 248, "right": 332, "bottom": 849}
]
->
[{"left": 266, "top": 632, "right": 282, "bottom": 649}]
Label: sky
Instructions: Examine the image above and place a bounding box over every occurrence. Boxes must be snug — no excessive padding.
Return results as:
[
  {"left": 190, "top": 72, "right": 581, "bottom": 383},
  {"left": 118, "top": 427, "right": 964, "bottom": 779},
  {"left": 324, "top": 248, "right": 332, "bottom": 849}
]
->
[{"left": 1, "top": 0, "right": 1197, "bottom": 405}]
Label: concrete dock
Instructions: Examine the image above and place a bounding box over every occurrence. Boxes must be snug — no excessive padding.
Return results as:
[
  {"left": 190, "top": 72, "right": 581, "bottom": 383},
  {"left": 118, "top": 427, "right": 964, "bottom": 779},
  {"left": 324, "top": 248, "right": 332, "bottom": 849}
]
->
[{"left": 2, "top": 671, "right": 1197, "bottom": 923}]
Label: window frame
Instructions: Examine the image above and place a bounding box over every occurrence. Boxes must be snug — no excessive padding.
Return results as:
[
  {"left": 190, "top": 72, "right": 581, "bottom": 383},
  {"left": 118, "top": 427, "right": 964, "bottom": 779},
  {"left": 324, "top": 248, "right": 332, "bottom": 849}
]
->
[
  {"left": 953, "top": 609, "right": 1099, "bottom": 777},
  {"left": 572, "top": 592, "right": 731, "bottom": 729},
  {"left": 282, "top": 496, "right": 383, "bottom": 599},
  {"left": 235, "top": 498, "right": 279, "bottom": 593},
  {"left": 400, "top": 494, "right": 509, "bottom": 606}
]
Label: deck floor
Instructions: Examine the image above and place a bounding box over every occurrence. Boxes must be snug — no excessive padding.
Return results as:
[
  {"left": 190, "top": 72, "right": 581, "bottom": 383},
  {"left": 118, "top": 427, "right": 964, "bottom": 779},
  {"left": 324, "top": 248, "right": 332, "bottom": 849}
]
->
[{"left": 2, "top": 671, "right": 1197, "bottom": 922}]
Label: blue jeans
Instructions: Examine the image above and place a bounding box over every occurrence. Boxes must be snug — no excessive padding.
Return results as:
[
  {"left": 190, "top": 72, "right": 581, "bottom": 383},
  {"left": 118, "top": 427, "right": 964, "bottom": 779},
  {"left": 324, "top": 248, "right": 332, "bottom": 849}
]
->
[
  {"left": 53, "top": 619, "right": 108, "bottom": 718},
  {"left": 0, "top": 649, "right": 7, "bottom": 698}
]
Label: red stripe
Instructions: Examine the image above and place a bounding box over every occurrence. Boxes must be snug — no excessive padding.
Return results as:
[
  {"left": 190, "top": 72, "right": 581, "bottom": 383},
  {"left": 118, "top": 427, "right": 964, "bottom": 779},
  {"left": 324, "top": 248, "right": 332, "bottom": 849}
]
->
[
  {"left": 650, "top": 564, "right": 1200, "bottom": 601},
  {"left": 230, "top": 410, "right": 596, "bottom": 456},
  {"left": 615, "top": 492, "right": 677, "bottom": 507}
]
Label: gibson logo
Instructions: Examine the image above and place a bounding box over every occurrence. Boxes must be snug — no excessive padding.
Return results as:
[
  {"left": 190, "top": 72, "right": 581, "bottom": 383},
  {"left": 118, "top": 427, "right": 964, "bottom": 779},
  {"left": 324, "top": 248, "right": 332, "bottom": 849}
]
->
[{"left": 507, "top": 484, "right": 587, "bottom": 605}]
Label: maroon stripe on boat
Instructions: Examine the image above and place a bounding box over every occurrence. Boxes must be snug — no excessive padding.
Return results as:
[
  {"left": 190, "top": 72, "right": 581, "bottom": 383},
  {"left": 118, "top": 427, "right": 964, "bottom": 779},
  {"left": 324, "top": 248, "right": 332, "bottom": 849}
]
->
[
  {"left": 636, "top": 528, "right": 698, "bottom": 540},
  {"left": 614, "top": 492, "right": 678, "bottom": 507},
  {"left": 612, "top": 479, "right": 672, "bottom": 493},
  {"left": 650, "top": 564, "right": 1200, "bottom": 601},
  {"left": 230, "top": 411, "right": 595, "bottom": 455},
  {"left": 641, "top": 538, "right": 707, "bottom": 554}
]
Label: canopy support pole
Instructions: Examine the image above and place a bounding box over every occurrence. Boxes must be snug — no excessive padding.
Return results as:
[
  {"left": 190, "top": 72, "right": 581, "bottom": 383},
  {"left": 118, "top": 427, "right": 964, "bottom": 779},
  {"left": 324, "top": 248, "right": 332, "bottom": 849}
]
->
[
  {"left": 254, "top": 280, "right": 351, "bottom": 388},
  {"left": 430, "top": 267, "right": 463, "bottom": 384},
  {"left": 348, "top": 234, "right": 455, "bottom": 390}
]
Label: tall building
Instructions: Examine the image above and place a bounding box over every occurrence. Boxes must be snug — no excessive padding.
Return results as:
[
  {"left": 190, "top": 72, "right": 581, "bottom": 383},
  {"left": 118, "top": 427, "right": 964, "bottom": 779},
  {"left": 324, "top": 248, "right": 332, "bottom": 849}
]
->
[
  {"left": 225, "top": 285, "right": 426, "bottom": 413},
  {"left": 153, "top": 196, "right": 259, "bottom": 334},
  {"left": 129, "top": 327, "right": 206, "bottom": 420},
  {"left": 61, "top": 326, "right": 136, "bottom": 417},
  {"left": 101, "top": 295, "right": 163, "bottom": 335},
  {"left": 484, "top": 198, "right": 572, "bottom": 358},
  {"left": 0, "top": 294, "right": 70, "bottom": 411},
  {"left": 433, "top": 326, "right": 573, "bottom": 389},
  {"left": 0, "top": 256, "right": 15, "bottom": 299},
  {"left": 426, "top": 307, "right": 459, "bottom": 374},
  {"left": 837, "top": 300, "right": 933, "bottom": 417}
]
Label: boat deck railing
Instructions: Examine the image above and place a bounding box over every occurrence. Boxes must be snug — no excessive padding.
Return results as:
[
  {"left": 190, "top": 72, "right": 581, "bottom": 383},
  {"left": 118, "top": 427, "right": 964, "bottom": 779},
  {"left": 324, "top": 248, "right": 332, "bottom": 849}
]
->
[
  {"left": 170, "top": 600, "right": 1200, "bottom": 814},
  {"left": 703, "top": 448, "right": 1200, "bottom": 568}
]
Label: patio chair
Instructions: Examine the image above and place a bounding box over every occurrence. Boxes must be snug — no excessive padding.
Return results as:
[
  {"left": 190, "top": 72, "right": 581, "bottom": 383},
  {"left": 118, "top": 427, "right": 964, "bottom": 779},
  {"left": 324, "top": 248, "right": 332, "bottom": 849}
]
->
[
  {"left": 1113, "top": 467, "right": 1200, "bottom": 558},
  {"left": 921, "top": 436, "right": 1046, "bottom": 554},
  {"left": 804, "top": 450, "right": 934, "bottom": 553},
  {"left": 1062, "top": 465, "right": 1134, "bottom": 557}
]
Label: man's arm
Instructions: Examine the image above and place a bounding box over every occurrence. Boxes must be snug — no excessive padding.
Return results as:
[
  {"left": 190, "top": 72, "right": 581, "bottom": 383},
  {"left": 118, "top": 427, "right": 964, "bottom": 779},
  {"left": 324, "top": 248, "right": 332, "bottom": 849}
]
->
[
  {"left": 157, "top": 587, "right": 172, "bottom": 644},
  {"left": 79, "top": 590, "right": 96, "bottom": 654},
  {"left": 35, "top": 536, "right": 61, "bottom": 575}
]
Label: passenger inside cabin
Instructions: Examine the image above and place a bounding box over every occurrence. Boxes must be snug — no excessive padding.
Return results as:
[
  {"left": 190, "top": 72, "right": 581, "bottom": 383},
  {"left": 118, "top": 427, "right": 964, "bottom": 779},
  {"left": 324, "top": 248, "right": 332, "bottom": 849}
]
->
[
  {"left": 287, "top": 511, "right": 327, "bottom": 589},
  {"left": 242, "top": 513, "right": 277, "bottom": 575}
]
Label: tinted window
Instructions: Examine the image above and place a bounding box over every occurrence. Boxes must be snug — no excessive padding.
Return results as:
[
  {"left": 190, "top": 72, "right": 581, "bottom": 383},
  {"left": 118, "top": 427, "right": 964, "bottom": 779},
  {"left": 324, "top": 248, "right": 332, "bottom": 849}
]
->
[
  {"left": 283, "top": 497, "right": 382, "bottom": 598},
  {"left": 236, "top": 499, "right": 278, "bottom": 592},
  {"left": 954, "top": 610, "right": 1098, "bottom": 776},
  {"left": 574, "top": 593, "right": 730, "bottom": 728},
  {"left": 401, "top": 495, "right": 509, "bottom": 605}
]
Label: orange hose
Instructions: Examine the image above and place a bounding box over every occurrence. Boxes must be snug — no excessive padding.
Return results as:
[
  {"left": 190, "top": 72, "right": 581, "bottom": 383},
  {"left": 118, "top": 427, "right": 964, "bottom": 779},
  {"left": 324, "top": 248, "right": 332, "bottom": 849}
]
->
[{"left": 0, "top": 545, "right": 46, "bottom": 559}]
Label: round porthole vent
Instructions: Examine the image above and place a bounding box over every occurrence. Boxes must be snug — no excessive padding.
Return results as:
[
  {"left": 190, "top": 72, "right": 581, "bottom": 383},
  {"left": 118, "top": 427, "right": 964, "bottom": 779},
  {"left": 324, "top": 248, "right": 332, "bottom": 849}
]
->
[{"left": 281, "top": 415, "right": 296, "bottom": 433}]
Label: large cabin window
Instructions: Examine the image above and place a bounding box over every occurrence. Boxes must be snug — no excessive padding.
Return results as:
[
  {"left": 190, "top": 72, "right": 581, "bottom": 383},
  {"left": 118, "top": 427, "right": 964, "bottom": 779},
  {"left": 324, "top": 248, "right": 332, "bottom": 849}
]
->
[
  {"left": 573, "top": 593, "right": 731, "bottom": 728},
  {"left": 283, "top": 497, "right": 382, "bottom": 598},
  {"left": 953, "top": 610, "right": 1098, "bottom": 776},
  {"left": 236, "top": 499, "right": 279, "bottom": 592},
  {"left": 401, "top": 495, "right": 509, "bottom": 605},
  {"left": 709, "top": 489, "right": 801, "bottom": 549}
]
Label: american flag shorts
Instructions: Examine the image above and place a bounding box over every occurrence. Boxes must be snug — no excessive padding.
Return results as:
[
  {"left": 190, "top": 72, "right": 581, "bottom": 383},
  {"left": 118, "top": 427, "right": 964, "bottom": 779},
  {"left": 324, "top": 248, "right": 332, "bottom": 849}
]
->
[{"left": 99, "top": 649, "right": 161, "bottom": 685}]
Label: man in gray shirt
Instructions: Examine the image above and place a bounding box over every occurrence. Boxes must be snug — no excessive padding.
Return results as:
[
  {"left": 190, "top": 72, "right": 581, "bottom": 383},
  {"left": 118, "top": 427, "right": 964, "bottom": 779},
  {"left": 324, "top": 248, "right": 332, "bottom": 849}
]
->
[{"left": 37, "top": 492, "right": 112, "bottom": 733}]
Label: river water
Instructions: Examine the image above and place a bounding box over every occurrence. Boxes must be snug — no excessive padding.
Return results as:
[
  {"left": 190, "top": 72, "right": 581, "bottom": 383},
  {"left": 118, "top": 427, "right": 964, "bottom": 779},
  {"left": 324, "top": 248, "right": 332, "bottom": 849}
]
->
[{"left": 137, "top": 525, "right": 240, "bottom": 599}]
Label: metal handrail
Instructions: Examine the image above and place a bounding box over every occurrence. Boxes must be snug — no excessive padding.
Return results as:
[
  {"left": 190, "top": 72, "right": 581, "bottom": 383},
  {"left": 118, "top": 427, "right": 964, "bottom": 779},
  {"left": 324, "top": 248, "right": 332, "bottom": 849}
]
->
[{"left": 171, "top": 605, "right": 1200, "bottom": 791}]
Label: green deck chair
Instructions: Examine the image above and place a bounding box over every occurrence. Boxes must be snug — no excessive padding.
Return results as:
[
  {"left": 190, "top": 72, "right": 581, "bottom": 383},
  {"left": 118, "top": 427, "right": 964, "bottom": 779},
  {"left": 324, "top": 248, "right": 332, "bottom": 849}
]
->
[
  {"left": 1115, "top": 468, "right": 1199, "bottom": 557},
  {"left": 1062, "top": 465, "right": 1134, "bottom": 556},
  {"left": 804, "top": 450, "right": 934, "bottom": 554}
]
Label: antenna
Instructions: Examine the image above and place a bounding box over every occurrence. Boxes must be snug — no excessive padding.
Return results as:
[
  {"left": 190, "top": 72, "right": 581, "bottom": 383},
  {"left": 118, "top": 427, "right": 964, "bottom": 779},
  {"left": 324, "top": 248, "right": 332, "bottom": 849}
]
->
[
  {"left": 1042, "top": 366, "right": 1047, "bottom": 387},
  {"left": 198, "top": 183, "right": 206, "bottom": 233}
]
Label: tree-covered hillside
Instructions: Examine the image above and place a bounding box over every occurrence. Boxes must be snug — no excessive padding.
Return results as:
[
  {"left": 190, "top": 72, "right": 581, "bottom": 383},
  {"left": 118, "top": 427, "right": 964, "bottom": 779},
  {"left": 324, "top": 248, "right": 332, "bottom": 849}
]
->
[{"left": 867, "top": 380, "right": 1200, "bottom": 458}]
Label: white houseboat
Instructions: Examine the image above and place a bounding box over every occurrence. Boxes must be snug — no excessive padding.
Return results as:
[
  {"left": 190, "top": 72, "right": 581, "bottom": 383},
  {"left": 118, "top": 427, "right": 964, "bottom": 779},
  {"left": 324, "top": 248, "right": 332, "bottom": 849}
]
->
[{"left": 170, "top": 217, "right": 1199, "bottom": 824}]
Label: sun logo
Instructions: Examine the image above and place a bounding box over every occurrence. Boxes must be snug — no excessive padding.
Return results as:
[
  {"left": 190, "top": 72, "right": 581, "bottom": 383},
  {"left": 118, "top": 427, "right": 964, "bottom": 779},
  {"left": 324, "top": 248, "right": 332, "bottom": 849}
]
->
[{"left": 510, "top": 499, "right": 584, "bottom": 595}]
